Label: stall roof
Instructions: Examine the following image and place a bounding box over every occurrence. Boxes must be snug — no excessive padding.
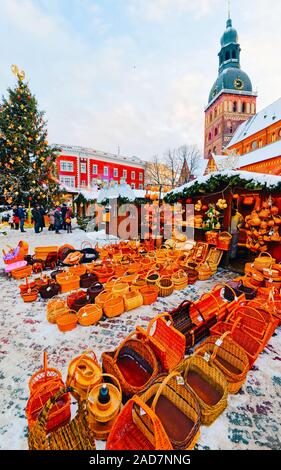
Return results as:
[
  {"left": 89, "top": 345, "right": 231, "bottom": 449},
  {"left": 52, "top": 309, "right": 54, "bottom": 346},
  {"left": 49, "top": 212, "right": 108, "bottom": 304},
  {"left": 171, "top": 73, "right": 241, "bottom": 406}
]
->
[
  {"left": 214, "top": 140, "right": 281, "bottom": 169},
  {"left": 165, "top": 170, "right": 281, "bottom": 201}
]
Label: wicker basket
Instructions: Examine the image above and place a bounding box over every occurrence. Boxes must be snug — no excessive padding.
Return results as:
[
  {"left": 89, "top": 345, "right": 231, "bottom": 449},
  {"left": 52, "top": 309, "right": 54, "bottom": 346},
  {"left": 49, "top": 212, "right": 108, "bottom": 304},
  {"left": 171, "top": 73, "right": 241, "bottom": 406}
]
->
[
  {"left": 140, "top": 285, "right": 159, "bottom": 305},
  {"left": 254, "top": 252, "right": 276, "bottom": 271},
  {"left": 104, "top": 296, "right": 124, "bottom": 318},
  {"left": 29, "top": 352, "right": 62, "bottom": 393},
  {"left": 78, "top": 304, "right": 103, "bottom": 326},
  {"left": 102, "top": 331, "right": 159, "bottom": 398},
  {"left": 69, "top": 264, "right": 87, "bottom": 277},
  {"left": 124, "top": 290, "right": 143, "bottom": 311},
  {"left": 106, "top": 395, "right": 172, "bottom": 450},
  {"left": 112, "top": 280, "right": 130, "bottom": 297},
  {"left": 57, "top": 274, "right": 80, "bottom": 294},
  {"left": 137, "top": 372, "right": 201, "bottom": 450},
  {"left": 216, "top": 232, "right": 232, "bottom": 251},
  {"left": 195, "top": 333, "right": 249, "bottom": 394},
  {"left": 56, "top": 311, "right": 78, "bottom": 332},
  {"left": 137, "top": 313, "right": 186, "bottom": 371},
  {"left": 11, "top": 265, "right": 33, "bottom": 279},
  {"left": 21, "top": 288, "right": 38, "bottom": 303},
  {"left": 95, "top": 291, "right": 113, "bottom": 310},
  {"left": 87, "top": 282, "right": 104, "bottom": 302},
  {"left": 156, "top": 277, "right": 174, "bottom": 297},
  {"left": 34, "top": 246, "right": 58, "bottom": 261},
  {"left": 66, "top": 351, "right": 102, "bottom": 400},
  {"left": 179, "top": 355, "right": 228, "bottom": 425},
  {"left": 131, "top": 278, "right": 147, "bottom": 291},
  {"left": 47, "top": 300, "right": 69, "bottom": 324},
  {"left": 197, "top": 263, "right": 213, "bottom": 281},
  {"left": 28, "top": 386, "right": 96, "bottom": 450},
  {"left": 210, "top": 318, "right": 261, "bottom": 366},
  {"left": 146, "top": 270, "right": 160, "bottom": 286},
  {"left": 171, "top": 270, "right": 188, "bottom": 290},
  {"left": 26, "top": 379, "right": 70, "bottom": 433}
]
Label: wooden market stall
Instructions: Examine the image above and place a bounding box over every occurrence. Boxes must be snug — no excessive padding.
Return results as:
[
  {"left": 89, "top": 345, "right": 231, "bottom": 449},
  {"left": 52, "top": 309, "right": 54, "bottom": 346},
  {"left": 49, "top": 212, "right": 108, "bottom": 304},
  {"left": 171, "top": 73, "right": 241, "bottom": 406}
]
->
[{"left": 164, "top": 171, "right": 281, "bottom": 264}]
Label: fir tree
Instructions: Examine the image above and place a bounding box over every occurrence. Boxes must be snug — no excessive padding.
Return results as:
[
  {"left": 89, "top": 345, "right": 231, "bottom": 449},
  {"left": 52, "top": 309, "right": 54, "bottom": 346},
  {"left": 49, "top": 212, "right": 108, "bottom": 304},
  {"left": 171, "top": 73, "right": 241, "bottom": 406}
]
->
[{"left": 0, "top": 65, "right": 60, "bottom": 206}]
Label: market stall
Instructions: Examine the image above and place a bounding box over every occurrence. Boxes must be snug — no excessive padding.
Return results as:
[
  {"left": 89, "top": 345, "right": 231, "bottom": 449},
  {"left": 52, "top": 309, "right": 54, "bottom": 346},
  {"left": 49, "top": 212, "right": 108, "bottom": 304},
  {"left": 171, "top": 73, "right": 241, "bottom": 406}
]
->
[{"left": 164, "top": 171, "right": 281, "bottom": 263}]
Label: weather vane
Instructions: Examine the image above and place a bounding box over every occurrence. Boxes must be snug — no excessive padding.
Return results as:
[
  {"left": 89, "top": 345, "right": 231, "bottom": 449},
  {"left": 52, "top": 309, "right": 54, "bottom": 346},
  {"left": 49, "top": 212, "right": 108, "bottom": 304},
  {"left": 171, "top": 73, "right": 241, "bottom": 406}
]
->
[
  {"left": 11, "top": 64, "right": 25, "bottom": 81},
  {"left": 228, "top": 0, "right": 231, "bottom": 19}
]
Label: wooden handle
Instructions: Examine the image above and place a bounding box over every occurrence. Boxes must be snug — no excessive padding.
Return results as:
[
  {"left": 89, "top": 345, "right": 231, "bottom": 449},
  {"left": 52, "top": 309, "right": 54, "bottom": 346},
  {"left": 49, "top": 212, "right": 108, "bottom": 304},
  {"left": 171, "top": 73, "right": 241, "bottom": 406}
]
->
[
  {"left": 113, "top": 331, "right": 139, "bottom": 362},
  {"left": 146, "top": 312, "right": 173, "bottom": 336},
  {"left": 43, "top": 351, "right": 47, "bottom": 379},
  {"left": 210, "top": 332, "right": 231, "bottom": 362},
  {"left": 200, "top": 291, "right": 221, "bottom": 314},
  {"left": 151, "top": 371, "right": 183, "bottom": 411}
]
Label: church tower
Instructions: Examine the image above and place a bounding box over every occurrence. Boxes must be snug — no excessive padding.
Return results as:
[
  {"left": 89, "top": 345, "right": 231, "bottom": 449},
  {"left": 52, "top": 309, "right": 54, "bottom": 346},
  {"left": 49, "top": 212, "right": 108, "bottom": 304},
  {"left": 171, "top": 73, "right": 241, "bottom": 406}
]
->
[{"left": 204, "top": 14, "right": 257, "bottom": 171}]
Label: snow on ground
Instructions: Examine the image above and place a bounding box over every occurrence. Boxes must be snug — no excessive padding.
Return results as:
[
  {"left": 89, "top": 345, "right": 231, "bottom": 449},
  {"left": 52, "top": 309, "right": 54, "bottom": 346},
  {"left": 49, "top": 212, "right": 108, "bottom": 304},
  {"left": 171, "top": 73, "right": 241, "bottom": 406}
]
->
[{"left": 0, "top": 228, "right": 280, "bottom": 450}]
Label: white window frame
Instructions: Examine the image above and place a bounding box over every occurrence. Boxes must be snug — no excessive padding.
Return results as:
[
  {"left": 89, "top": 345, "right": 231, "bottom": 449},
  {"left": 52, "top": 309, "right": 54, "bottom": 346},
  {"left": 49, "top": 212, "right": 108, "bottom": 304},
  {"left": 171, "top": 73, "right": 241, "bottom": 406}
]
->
[
  {"left": 131, "top": 182, "right": 136, "bottom": 189},
  {"left": 81, "top": 180, "right": 86, "bottom": 187},
  {"left": 60, "top": 176, "right": 75, "bottom": 188},
  {"left": 60, "top": 161, "right": 73, "bottom": 172},
  {"left": 93, "top": 164, "right": 98, "bottom": 174},
  {"left": 123, "top": 169, "right": 127, "bottom": 179},
  {"left": 131, "top": 171, "right": 135, "bottom": 180},
  {"left": 114, "top": 168, "right": 118, "bottom": 177},
  {"left": 104, "top": 166, "right": 109, "bottom": 177},
  {"left": 139, "top": 172, "right": 143, "bottom": 181},
  {"left": 139, "top": 183, "right": 143, "bottom": 189},
  {"left": 80, "top": 163, "right": 87, "bottom": 174}
]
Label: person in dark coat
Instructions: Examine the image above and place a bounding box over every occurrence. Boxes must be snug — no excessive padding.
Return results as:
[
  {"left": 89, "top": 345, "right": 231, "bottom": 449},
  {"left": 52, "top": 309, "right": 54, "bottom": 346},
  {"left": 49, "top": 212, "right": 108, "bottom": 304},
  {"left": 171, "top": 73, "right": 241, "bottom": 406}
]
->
[
  {"left": 38, "top": 205, "right": 46, "bottom": 232},
  {"left": 54, "top": 207, "right": 63, "bottom": 234},
  {"left": 32, "top": 205, "right": 43, "bottom": 234},
  {"left": 18, "top": 205, "right": 26, "bottom": 233},
  {"left": 61, "top": 203, "right": 67, "bottom": 230}
]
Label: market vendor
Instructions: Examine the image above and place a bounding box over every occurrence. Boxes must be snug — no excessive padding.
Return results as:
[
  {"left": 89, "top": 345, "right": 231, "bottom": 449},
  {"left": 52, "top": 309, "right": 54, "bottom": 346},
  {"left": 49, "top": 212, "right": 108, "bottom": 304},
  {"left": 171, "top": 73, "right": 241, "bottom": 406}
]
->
[{"left": 230, "top": 208, "right": 244, "bottom": 259}]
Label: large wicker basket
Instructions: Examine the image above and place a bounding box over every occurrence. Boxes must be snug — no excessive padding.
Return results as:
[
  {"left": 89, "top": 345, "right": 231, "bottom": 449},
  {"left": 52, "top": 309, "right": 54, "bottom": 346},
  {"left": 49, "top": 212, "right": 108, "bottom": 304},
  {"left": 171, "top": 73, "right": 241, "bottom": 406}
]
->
[
  {"left": 195, "top": 333, "right": 249, "bottom": 394},
  {"left": 178, "top": 355, "right": 228, "bottom": 425},
  {"left": 137, "top": 372, "right": 201, "bottom": 450}
]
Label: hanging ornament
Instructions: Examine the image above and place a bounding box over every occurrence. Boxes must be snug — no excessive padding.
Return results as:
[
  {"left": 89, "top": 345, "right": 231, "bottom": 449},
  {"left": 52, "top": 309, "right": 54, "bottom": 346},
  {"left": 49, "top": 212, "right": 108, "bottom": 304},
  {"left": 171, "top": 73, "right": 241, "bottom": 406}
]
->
[
  {"left": 14, "top": 147, "right": 17, "bottom": 152},
  {"left": 18, "top": 95, "right": 21, "bottom": 100},
  {"left": 27, "top": 96, "right": 31, "bottom": 100},
  {"left": 9, "top": 159, "right": 14, "bottom": 164},
  {"left": 20, "top": 104, "right": 25, "bottom": 110}
]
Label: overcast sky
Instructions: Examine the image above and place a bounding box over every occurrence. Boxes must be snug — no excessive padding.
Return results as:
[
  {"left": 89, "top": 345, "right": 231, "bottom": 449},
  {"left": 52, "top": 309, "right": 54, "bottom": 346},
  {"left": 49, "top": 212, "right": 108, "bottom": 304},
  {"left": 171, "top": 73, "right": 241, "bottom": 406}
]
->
[{"left": 0, "top": 0, "right": 280, "bottom": 161}]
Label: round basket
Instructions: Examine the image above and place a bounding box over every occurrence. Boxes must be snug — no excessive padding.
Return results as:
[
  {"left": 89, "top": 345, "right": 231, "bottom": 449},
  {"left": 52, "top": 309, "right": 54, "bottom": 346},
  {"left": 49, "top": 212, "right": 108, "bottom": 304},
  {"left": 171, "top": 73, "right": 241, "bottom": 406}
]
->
[
  {"left": 254, "top": 252, "right": 276, "bottom": 271},
  {"left": 56, "top": 312, "right": 78, "bottom": 332},
  {"left": 139, "top": 285, "right": 159, "bottom": 305},
  {"left": 156, "top": 277, "right": 174, "bottom": 297}
]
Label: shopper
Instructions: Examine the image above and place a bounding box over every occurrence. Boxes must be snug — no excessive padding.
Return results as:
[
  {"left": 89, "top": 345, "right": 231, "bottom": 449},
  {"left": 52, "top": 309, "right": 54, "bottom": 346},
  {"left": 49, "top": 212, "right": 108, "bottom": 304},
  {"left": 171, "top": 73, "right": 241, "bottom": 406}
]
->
[
  {"left": 65, "top": 206, "right": 74, "bottom": 234},
  {"left": 12, "top": 206, "right": 20, "bottom": 230},
  {"left": 61, "top": 203, "right": 67, "bottom": 230},
  {"left": 54, "top": 207, "right": 63, "bottom": 234},
  {"left": 18, "top": 205, "right": 26, "bottom": 233},
  {"left": 32, "top": 205, "right": 42, "bottom": 234},
  {"left": 38, "top": 205, "right": 46, "bottom": 232},
  {"left": 48, "top": 209, "right": 55, "bottom": 231},
  {"left": 230, "top": 208, "right": 244, "bottom": 259}
]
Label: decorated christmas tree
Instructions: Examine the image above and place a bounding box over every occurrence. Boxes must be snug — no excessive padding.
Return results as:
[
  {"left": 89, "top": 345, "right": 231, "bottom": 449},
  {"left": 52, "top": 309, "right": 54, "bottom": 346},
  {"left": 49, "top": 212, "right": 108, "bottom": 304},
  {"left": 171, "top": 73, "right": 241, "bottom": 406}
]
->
[{"left": 0, "top": 65, "right": 60, "bottom": 205}]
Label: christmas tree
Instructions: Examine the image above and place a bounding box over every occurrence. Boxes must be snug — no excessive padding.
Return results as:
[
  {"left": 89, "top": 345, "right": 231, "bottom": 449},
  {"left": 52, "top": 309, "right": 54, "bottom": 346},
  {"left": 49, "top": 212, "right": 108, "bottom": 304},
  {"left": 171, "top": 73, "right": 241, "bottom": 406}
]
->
[{"left": 0, "top": 65, "right": 60, "bottom": 205}]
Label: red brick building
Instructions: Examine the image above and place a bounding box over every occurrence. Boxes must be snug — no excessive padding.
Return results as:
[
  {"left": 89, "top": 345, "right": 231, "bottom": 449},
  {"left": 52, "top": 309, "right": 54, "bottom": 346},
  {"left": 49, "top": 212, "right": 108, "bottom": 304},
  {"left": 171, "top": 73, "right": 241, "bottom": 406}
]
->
[
  {"left": 55, "top": 144, "right": 145, "bottom": 191},
  {"left": 213, "top": 97, "right": 281, "bottom": 175},
  {"left": 204, "top": 15, "right": 257, "bottom": 173}
]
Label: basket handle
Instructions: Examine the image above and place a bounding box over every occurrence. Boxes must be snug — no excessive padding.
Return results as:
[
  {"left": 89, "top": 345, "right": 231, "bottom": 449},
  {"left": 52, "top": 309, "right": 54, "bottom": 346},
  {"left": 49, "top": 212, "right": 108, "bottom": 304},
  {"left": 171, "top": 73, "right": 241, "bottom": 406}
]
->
[
  {"left": 81, "top": 241, "right": 93, "bottom": 250},
  {"left": 151, "top": 371, "right": 183, "bottom": 411},
  {"left": 43, "top": 351, "right": 48, "bottom": 380},
  {"left": 214, "top": 283, "right": 239, "bottom": 302},
  {"left": 113, "top": 330, "right": 139, "bottom": 362},
  {"left": 231, "top": 305, "right": 266, "bottom": 324},
  {"left": 258, "top": 252, "right": 272, "bottom": 259},
  {"left": 146, "top": 269, "right": 159, "bottom": 278},
  {"left": 68, "top": 350, "right": 99, "bottom": 386},
  {"left": 146, "top": 312, "right": 173, "bottom": 336},
  {"left": 210, "top": 332, "right": 231, "bottom": 362},
  {"left": 219, "top": 231, "right": 232, "bottom": 238},
  {"left": 244, "top": 299, "right": 274, "bottom": 320},
  {"left": 200, "top": 291, "right": 221, "bottom": 314},
  {"left": 37, "top": 386, "right": 73, "bottom": 428}
]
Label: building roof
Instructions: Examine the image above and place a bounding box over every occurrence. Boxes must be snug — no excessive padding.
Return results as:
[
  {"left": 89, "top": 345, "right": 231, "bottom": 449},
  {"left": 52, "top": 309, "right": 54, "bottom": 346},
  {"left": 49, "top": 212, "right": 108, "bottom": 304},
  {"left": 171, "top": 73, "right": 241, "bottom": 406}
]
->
[
  {"left": 167, "top": 170, "right": 281, "bottom": 198},
  {"left": 53, "top": 143, "right": 145, "bottom": 168},
  {"left": 214, "top": 139, "right": 281, "bottom": 169},
  {"left": 228, "top": 97, "right": 281, "bottom": 147}
]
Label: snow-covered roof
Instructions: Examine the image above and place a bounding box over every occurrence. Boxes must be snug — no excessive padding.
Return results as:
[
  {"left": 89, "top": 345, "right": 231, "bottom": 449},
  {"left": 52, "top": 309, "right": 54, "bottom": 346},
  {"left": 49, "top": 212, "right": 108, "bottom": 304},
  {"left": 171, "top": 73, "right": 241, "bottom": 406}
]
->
[
  {"left": 228, "top": 97, "right": 281, "bottom": 147},
  {"left": 53, "top": 143, "right": 145, "bottom": 168},
  {"left": 167, "top": 170, "right": 281, "bottom": 196},
  {"left": 215, "top": 140, "right": 281, "bottom": 169}
]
